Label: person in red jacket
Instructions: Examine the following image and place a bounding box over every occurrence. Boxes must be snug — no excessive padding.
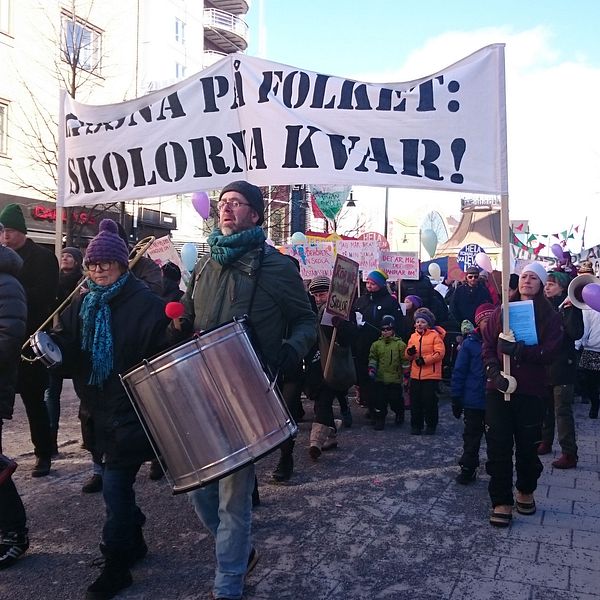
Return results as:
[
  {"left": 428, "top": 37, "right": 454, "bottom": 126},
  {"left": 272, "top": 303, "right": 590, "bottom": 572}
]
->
[{"left": 405, "top": 307, "right": 446, "bottom": 435}]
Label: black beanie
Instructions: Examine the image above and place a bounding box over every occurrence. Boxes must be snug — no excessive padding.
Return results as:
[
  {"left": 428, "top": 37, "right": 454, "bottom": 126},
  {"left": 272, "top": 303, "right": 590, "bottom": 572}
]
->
[{"left": 219, "top": 181, "right": 265, "bottom": 225}]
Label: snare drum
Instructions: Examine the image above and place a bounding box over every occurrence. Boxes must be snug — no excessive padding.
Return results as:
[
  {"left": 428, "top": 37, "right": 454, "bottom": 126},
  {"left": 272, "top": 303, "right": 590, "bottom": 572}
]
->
[
  {"left": 26, "top": 331, "right": 63, "bottom": 367},
  {"left": 121, "top": 319, "right": 296, "bottom": 494}
]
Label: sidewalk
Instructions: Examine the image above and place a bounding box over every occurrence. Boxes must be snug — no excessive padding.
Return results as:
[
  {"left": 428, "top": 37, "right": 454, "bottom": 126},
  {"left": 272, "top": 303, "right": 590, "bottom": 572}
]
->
[{"left": 1, "top": 381, "right": 599, "bottom": 599}]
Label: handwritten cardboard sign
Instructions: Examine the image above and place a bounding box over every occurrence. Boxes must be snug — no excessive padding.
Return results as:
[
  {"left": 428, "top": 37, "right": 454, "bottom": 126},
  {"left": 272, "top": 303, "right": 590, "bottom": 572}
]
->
[{"left": 327, "top": 254, "right": 359, "bottom": 319}]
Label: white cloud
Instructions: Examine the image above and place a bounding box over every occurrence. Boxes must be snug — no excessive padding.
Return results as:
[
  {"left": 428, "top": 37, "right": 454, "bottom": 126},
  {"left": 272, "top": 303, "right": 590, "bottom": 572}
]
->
[{"left": 351, "top": 27, "right": 600, "bottom": 250}]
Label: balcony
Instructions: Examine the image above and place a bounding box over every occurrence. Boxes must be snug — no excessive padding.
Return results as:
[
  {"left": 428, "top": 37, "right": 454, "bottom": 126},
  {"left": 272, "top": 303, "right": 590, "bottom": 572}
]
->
[
  {"left": 204, "top": 8, "right": 249, "bottom": 53},
  {"left": 208, "top": 0, "right": 250, "bottom": 15},
  {"left": 203, "top": 49, "right": 227, "bottom": 68}
]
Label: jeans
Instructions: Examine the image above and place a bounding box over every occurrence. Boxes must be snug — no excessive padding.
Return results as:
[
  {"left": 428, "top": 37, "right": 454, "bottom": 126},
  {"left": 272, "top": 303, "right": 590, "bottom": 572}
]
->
[
  {"left": 44, "top": 373, "right": 63, "bottom": 433},
  {"left": 485, "top": 390, "right": 544, "bottom": 507},
  {"left": 459, "top": 408, "right": 486, "bottom": 471},
  {"left": 0, "top": 420, "right": 26, "bottom": 533},
  {"left": 189, "top": 463, "right": 255, "bottom": 600},
  {"left": 101, "top": 463, "right": 144, "bottom": 554},
  {"left": 541, "top": 384, "right": 578, "bottom": 456}
]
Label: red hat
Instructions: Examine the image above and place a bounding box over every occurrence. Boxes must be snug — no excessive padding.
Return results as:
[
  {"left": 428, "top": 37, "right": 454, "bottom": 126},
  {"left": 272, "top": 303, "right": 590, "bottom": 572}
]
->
[{"left": 474, "top": 303, "right": 495, "bottom": 326}]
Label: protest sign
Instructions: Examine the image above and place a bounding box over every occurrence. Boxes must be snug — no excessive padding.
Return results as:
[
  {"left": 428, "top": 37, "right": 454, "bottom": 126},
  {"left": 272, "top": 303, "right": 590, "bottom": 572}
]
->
[
  {"left": 146, "top": 235, "right": 187, "bottom": 289},
  {"left": 457, "top": 243, "right": 485, "bottom": 272},
  {"left": 281, "top": 242, "right": 335, "bottom": 280},
  {"left": 58, "top": 45, "right": 507, "bottom": 207},
  {"left": 337, "top": 239, "right": 380, "bottom": 273},
  {"left": 326, "top": 254, "right": 359, "bottom": 319},
  {"left": 379, "top": 251, "right": 419, "bottom": 280}
]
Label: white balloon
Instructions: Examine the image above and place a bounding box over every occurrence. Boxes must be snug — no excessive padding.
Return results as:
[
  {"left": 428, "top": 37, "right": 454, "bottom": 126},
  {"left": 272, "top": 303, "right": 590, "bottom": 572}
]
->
[
  {"left": 475, "top": 252, "right": 493, "bottom": 273},
  {"left": 428, "top": 263, "right": 441, "bottom": 280}
]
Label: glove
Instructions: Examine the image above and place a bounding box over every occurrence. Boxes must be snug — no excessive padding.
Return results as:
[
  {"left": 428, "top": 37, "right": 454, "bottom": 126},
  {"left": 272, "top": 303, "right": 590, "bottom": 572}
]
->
[
  {"left": 498, "top": 330, "right": 524, "bottom": 359},
  {"left": 276, "top": 344, "right": 300, "bottom": 378},
  {"left": 486, "top": 363, "right": 517, "bottom": 394},
  {"left": 407, "top": 346, "right": 417, "bottom": 356},
  {"left": 415, "top": 356, "right": 425, "bottom": 366},
  {"left": 368, "top": 367, "right": 377, "bottom": 380},
  {"left": 331, "top": 316, "right": 342, "bottom": 327},
  {"left": 451, "top": 399, "right": 463, "bottom": 419}
]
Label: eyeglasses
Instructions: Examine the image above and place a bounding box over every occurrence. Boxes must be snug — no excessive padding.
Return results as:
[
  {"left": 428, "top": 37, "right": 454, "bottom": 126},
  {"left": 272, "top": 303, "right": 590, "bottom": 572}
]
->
[
  {"left": 217, "top": 199, "right": 251, "bottom": 211},
  {"left": 466, "top": 275, "right": 479, "bottom": 280},
  {"left": 85, "top": 261, "right": 114, "bottom": 272},
  {"left": 381, "top": 326, "right": 393, "bottom": 331}
]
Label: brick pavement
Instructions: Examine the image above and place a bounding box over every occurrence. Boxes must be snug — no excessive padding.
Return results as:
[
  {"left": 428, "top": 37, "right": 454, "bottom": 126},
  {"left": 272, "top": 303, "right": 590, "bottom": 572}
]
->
[{"left": 1, "top": 382, "right": 599, "bottom": 599}]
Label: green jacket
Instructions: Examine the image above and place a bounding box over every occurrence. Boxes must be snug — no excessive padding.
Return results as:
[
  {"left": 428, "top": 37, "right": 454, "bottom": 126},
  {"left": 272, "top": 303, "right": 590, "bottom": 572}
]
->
[
  {"left": 368, "top": 335, "right": 407, "bottom": 384},
  {"left": 178, "top": 244, "right": 316, "bottom": 367}
]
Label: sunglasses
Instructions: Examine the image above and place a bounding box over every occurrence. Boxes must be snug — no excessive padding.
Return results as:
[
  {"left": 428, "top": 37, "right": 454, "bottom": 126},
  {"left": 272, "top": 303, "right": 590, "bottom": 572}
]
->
[
  {"left": 381, "top": 326, "right": 393, "bottom": 331},
  {"left": 466, "top": 274, "right": 479, "bottom": 280}
]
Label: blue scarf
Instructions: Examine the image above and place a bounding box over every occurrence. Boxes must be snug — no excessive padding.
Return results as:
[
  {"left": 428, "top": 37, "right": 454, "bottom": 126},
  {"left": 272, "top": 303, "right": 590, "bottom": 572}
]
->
[
  {"left": 208, "top": 226, "right": 266, "bottom": 265},
  {"left": 80, "top": 272, "right": 130, "bottom": 386}
]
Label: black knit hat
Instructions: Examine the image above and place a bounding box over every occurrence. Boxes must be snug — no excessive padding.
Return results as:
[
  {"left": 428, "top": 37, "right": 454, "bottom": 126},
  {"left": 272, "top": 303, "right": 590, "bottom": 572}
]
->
[
  {"left": 381, "top": 315, "right": 396, "bottom": 329},
  {"left": 61, "top": 246, "right": 83, "bottom": 266},
  {"left": 161, "top": 261, "right": 181, "bottom": 282},
  {"left": 219, "top": 181, "right": 265, "bottom": 225}
]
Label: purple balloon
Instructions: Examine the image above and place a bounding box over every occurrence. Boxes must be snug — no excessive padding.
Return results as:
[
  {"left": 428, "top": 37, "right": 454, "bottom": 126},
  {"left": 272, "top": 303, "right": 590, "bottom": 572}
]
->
[
  {"left": 191, "top": 191, "right": 210, "bottom": 219},
  {"left": 551, "top": 243, "right": 564, "bottom": 260},
  {"left": 582, "top": 283, "right": 600, "bottom": 313}
]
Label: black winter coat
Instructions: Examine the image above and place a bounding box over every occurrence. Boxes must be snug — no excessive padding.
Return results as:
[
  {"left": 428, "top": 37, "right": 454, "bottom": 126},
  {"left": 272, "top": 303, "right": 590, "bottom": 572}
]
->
[
  {"left": 0, "top": 247, "right": 27, "bottom": 420},
  {"left": 353, "top": 288, "right": 406, "bottom": 363},
  {"left": 546, "top": 294, "right": 584, "bottom": 385},
  {"left": 15, "top": 238, "right": 59, "bottom": 335},
  {"left": 450, "top": 282, "right": 493, "bottom": 325},
  {"left": 53, "top": 275, "right": 169, "bottom": 467}
]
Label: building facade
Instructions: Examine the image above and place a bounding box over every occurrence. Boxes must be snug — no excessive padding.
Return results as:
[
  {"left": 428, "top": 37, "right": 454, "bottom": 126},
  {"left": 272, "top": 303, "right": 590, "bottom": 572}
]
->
[{"left": 0, "top": 0, "right": 250, "bottom": 249}]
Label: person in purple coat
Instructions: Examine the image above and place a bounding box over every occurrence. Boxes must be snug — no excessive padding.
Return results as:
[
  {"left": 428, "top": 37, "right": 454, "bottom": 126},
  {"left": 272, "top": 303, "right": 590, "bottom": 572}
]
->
[{"left": 481, "top": 262, "right": 562, "bottom": 528}]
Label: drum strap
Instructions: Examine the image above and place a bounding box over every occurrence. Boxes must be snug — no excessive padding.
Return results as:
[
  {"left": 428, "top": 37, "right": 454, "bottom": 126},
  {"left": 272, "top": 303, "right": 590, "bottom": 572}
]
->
[{"left": 246, "top": 244, "right": 266, "bottom": 316}]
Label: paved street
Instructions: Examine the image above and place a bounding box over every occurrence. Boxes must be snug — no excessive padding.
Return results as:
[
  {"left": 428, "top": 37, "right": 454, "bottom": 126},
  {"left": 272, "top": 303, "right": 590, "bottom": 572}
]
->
[{"left": 1, "top": 381, "right": 600, "bottom": 600}]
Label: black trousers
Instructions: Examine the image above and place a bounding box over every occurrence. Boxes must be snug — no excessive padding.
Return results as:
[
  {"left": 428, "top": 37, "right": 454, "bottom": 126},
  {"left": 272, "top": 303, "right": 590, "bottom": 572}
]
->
[
  {"left": 374, "top": 382, "right": 403, "bottom": 418},
  {"left": 580, "top": 369, "right": 600, "bottom": 413},
  {"left": 459, "top": 408, "right": 486, "bottom": 471},
  {"left": 409, "top": 379, "right": 439, "bottom": 431},
  {"left": 0, "top": 420, "right": 27, "bottom": 533},
  {"left": 313, "top": 385, "right": 337, "bottom": 428},
  {"left": 485, "top": 390, "right": 544, "bottom": 508},
  {"left": 356, "top": 356, "right": 375, "bottom": 413},
  {"left": 17, "top": 360, "right": 53, "bottom": 459}
]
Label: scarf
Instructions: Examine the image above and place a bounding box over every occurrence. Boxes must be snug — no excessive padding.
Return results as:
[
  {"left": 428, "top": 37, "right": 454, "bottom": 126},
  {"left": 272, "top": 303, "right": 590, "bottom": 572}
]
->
[
  {"left": 208, "top": 226, "right": 266, "bottom": 265},
  {"left": 80, "top": 272, "right": 130, "bottom": 386}
]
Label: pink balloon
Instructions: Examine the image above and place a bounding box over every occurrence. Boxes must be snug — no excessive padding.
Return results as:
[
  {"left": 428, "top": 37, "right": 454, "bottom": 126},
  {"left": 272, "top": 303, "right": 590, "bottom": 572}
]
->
[
  {"left": 191, "top": 191, "right": 210, "bottom": 219},
  {"left": 582, "top": 283, "right": 600, "bottom": 313},
  {"left": 475, "top": 252, "right": 493, "bottom": 273},
  {"left": 551, "top": 243, "right": 564, "bottom": 260}
]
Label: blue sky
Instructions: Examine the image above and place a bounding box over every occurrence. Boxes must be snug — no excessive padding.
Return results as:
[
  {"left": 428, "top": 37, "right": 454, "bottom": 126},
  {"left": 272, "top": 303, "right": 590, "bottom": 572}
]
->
[{"left": 245, "top": 1, "right": 600, "bottom": 251}]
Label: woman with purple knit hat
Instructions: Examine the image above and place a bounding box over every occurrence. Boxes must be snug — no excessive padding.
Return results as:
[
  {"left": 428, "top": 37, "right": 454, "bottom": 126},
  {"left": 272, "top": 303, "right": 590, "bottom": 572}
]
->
[{"left": 51, "top": 219, "right": 169, "bottom": 598}]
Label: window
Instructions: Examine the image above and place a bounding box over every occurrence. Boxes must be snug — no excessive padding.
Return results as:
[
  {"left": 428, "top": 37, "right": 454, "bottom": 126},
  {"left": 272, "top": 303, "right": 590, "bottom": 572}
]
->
[
  {"left": 175, "top": 18, "right": 186, "bottom": 44},
  {"left": 0, "top": 0, "right": 11, "bottom": 35},
  {"left": 175, "top": 63, "right": 187, "bottom": 79},
  {"left": 0, "top": 101, "right": 7, "bottom": 155},
  {"left": 61, "top": 12, "right": 102, "bottom": 73}
]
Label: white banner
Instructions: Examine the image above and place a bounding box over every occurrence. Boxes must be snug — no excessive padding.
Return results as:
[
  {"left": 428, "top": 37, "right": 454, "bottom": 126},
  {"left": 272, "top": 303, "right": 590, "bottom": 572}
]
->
[{"left": 58, "top": 45, "right": 507, "bottom": 207}]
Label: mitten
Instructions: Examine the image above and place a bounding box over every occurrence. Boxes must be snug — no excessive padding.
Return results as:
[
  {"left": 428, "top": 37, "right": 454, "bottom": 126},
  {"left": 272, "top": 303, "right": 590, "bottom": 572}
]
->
[
  {"left": 451, "top": 399, "right": 463, "bottom": 419},
  {"left": 498, "top": 330, "right": 524, "bottom": 359},
  {"left": 415, "top": 356, "right": 425, "bottom": 366},
  {"left": 407, "top": 345, "right": 417, "bottom": 356},
  {"left": 276, "top": 344, "right": 300, "bottom": 378},
  {"left": 486, "top": 363, "right": 517, "bottom": 394},
  {"left": 368, "top": 367, "right": 377, "bottom": 380}
]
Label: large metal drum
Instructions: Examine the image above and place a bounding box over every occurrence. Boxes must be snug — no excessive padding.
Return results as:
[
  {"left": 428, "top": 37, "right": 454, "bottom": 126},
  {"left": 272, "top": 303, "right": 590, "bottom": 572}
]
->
[{"left": 121, "top": 319, "right": 296, "bottom": 494}]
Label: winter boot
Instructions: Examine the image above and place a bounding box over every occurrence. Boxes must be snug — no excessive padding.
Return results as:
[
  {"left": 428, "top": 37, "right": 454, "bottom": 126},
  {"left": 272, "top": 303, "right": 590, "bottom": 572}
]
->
[
  {"left": 374, "top": 416, "right": 385, "bottom": 431},
  {"left": 536, "top": 442, "right": 552, "bottom": 455},
  {"left": 82, "top": 474, "right": 103, "bottom": 494},
  {"left": 341, "top": 407, "right": 353, "bottom": 428},
  {"left": 0, "top": 531, "right": 29, "bottom": 569},
  {"left": 309, "top": 422, "right": 331, "bottom": 460},
  {"left": 322, "top": 425, "right": 338, "bottom": 451},
  {"left": 272, "top": 440, "right": 294, "bottom": 482},
  {"left": 552, "top": 453, "right": 577, "bottom": 469},
  {"left": 86, "top": 553, "right": 132, "bottom": 600},
  {"left": 148, "top": 458, "right": 164, "bottom": 481},
  {"left": 455, "top": 467, "right": 476, "bottom": 485}
]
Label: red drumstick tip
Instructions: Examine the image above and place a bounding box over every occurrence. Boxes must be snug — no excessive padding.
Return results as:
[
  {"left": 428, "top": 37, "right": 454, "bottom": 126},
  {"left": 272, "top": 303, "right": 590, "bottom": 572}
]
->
[{"left": 165, "top": 302, "right": 185, "bottom": 319}]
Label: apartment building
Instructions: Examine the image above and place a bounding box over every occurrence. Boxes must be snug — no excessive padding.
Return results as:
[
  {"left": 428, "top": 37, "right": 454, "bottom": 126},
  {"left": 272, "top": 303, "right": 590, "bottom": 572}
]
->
[{"left": 0, "top": 0, "right": 250, "bottom": 247}]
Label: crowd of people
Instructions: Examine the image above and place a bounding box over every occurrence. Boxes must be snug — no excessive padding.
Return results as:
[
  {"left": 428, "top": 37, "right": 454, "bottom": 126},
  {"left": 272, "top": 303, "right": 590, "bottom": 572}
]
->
[{"left": 0, "top": 188, "right": 598, "bottom": 599}]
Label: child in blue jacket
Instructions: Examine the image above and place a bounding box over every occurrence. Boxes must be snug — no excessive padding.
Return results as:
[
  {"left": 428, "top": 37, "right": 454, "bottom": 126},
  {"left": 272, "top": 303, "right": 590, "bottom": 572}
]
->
[{"left": 450, "top": 303, "right": 495, "bottom": 484}]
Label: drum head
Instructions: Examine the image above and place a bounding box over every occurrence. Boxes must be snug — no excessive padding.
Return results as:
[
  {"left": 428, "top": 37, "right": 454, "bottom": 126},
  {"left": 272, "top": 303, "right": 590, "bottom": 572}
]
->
[{"left": 31, "top": 332, "right": 63, "bottom": 367}]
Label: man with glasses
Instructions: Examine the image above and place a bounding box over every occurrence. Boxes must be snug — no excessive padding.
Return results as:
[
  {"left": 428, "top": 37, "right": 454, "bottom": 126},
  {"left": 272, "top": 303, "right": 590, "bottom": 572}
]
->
[
  {"left": 167, "top": 181, "right": 315, "bottom": 600},
  {"left": 450, "top": 265, "right": 493, "bottom": 328},
  {"left": 0, "top": 203, "right": 58, "bottom": 477}
]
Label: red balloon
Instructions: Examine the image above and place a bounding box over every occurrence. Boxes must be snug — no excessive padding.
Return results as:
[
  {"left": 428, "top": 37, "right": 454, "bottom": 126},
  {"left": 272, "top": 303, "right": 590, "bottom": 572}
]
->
[{"left": 165, "top": 302, "right": 185, "bottom": 319}]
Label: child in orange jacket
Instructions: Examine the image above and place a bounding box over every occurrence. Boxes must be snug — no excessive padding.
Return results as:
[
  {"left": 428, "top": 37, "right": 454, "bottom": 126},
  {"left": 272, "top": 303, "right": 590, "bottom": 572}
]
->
[{"left": 405, "top": 307, "right": 446, "bottom": 434}]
